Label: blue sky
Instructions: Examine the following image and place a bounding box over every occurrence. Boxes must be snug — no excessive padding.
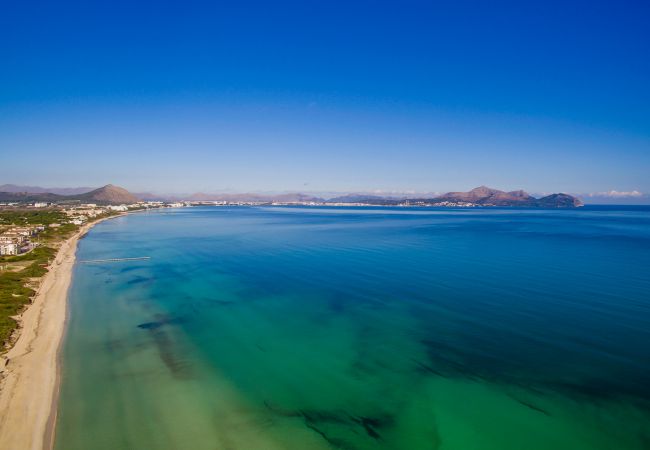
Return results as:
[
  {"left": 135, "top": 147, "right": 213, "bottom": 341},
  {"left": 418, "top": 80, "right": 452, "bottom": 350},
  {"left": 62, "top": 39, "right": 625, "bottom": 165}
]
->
[{"left": 1, "top": 0, "right": 649, "bottom": 198}]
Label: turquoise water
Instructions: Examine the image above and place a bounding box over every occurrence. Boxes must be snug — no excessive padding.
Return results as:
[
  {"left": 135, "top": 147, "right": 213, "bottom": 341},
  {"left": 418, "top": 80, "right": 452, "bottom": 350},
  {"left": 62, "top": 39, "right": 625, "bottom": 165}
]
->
[{"left": 55, "top": 206, "right": 650, "bottom": 449}]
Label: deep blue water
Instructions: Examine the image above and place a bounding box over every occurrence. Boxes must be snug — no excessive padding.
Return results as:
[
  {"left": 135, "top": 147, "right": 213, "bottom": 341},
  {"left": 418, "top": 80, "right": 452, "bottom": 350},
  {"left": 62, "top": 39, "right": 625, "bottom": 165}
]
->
[{"left": 55, "top": 206, "right": 650, "bottom": 449}]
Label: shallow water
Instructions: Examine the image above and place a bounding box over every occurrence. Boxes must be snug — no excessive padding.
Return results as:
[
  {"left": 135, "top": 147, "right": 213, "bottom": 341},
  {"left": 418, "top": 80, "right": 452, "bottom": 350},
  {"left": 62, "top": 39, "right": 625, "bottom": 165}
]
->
[{"left": 55, "top": 206, "right": 650, "bottom": 449}]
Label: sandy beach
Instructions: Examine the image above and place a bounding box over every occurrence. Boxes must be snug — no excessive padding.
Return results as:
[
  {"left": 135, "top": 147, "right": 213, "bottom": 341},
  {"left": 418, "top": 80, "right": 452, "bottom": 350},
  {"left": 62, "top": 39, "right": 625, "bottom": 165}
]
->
[{"left": 0, "top": 216, "right": 116, "bottom": 450}]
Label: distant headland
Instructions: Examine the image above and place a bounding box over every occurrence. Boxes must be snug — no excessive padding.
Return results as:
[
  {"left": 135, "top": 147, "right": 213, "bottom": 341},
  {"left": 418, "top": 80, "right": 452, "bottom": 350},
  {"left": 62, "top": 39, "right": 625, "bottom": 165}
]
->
[
  {"left": 0, "top": 184, "right": 583, "bottom": 208},
  {"left": 0, "top": 184, "right": 139, "bottom": 206}
]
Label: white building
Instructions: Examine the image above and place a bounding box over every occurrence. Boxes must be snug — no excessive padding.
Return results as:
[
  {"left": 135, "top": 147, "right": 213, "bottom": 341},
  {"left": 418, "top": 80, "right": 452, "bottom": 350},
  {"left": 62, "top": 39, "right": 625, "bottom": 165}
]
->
[
  {"left": 0, "top": 243, "right": 18, "bottom": 256},
  {"left": 0, "top": 234, "right": 25, "bottom": 244}
]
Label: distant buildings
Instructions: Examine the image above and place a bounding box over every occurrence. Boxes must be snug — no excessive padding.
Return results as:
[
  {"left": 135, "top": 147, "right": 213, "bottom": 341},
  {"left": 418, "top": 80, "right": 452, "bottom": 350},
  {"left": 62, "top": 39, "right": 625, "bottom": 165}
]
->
[
  {"left": 0, "top": 225, "right": 43, "bottom": 255},
  {"left": 0, "top": 200, "right": 193, "bottom": 256}
]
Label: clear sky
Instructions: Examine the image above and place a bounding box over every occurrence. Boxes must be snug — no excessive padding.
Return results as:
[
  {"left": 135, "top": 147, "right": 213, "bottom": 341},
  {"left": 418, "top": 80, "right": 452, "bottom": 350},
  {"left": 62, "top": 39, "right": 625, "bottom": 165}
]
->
[{"left": 1, "top": 0, "right": 649, "bottom": 197}]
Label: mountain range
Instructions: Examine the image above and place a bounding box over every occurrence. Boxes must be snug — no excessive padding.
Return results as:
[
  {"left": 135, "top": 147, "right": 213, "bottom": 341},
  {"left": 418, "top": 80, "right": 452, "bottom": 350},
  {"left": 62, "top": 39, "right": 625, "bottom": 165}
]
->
[
  {"left": 0, "top": 184, "right": 583, "bottom": 207},
  {"left": 0, "top": 184, "right": 96, "bottom": 196},
  {"left": 0, "top": 184, "right": 140, "bottom": 205},
  {"left": 411, "top": 186, "right": 583, "bottom": 207}
]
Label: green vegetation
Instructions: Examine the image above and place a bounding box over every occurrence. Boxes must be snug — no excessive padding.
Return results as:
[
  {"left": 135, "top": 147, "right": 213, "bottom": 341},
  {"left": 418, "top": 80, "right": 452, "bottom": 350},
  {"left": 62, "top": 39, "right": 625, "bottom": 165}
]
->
[
  {"left": 0, "top": 208, "right": 121, "bottom": 347},
  {"left": 0, "top": 209, "right": 80, "bottom": 347},
  {"left": 0, "top": 209, "right": 69, "bottom": 226},
  {"left": 0, "top": 247, "right": 56, "bottom": 344}
]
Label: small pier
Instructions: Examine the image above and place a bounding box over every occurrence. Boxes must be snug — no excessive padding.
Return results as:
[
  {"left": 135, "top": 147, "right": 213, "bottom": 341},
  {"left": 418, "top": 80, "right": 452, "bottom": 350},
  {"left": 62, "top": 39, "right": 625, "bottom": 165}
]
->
[{"left": 78, "top": 257, "right": 151, "bottom": 264}]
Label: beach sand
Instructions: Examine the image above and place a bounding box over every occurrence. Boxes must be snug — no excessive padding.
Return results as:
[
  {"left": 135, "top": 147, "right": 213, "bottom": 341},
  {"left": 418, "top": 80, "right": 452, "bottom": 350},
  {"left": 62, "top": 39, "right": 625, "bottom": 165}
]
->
[{"left": 0, "top": 216, "right": 117, "bottom": 450}]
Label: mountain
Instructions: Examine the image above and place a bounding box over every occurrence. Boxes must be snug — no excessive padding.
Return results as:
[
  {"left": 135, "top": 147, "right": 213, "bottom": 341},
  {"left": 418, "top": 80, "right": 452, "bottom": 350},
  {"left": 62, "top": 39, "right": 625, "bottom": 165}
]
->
[
  {"left": 427, "top": 186, "right": 581, "bottom": 207},
  {"left": 535, "top": 193, "right": 583, "bottom": 208},
  {"left": 0, "top": 184, "right": 95, "bottom": 195},
  {"left": 0, "top": 184, "right": 140, "bottom": 205},
  {"left": 74, "top": 185, "right": 140, "bottom": 204},
  {"left": 435, "top": 186, "right": 536, "bottom": 205},
  {"left": 437, "top": 186, "right": 503, "bottom": 202},
  {"left": 0, "top": 191, "right": 65, "bottom": 203}
]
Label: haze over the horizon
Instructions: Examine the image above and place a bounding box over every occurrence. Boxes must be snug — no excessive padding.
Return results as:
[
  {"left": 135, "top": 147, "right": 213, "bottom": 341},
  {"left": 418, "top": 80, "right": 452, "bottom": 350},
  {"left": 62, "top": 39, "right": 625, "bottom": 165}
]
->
[{"left": 1, "top": 1, "right": 648, "bottom": 198}]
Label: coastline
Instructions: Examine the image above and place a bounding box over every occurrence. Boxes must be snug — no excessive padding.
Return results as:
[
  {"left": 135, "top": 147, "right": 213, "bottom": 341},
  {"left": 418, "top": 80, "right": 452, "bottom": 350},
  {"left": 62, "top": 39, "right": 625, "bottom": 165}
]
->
[{"left": 0, "top": 214, "right": 121, "bottom": 450}]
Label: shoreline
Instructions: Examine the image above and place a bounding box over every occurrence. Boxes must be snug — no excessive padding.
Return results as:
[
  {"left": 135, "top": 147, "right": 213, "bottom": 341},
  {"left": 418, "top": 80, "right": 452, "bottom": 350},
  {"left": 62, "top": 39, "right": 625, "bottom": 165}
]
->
[{"left": 0, "top": 214, "right": 122, "bottom": 450}]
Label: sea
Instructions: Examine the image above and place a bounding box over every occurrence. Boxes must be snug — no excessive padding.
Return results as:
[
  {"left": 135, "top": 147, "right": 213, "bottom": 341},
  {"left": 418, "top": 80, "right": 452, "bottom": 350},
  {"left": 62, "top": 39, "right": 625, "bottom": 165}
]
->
[{"left": 54, "top": 205, "right": 650, "bottom": 450}]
